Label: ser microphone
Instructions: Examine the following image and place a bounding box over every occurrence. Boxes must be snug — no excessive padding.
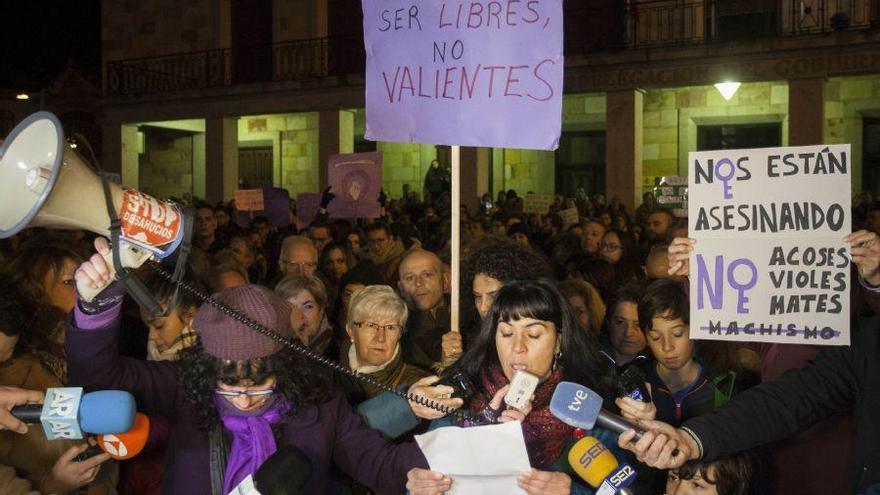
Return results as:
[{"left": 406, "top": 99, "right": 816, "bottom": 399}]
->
[
  {"left": 228, "top": 445, "right": 313, "bottom": 495},
  {"left": 10, "top": 388, "right": 136, "bottom": 440},
  {"left": 549, "top": 381, "right": 644, "bottom": 440},
  {"left": 568, "top": 436, "right": 637, "bottom": 495}
]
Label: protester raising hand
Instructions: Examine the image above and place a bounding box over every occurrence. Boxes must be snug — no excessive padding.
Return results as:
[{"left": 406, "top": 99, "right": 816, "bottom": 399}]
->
[
  {"left": 846, "top": 229, "right": 880, "bottom": 286},
  {"left": 667, "top": 237, "right": 695, "bottom": 276}
]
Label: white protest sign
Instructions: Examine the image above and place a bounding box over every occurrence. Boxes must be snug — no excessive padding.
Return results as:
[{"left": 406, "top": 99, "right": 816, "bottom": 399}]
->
[
  {"left": 688, "top": 145, "right": 851, "bottom": 346},
  {"left": 523, "top": 193, "right": 554, "bottom": 214},
  {"left": 234, "top": 189, "right": 265, "bottom": 212},
  {"left": 558, "top": 207, "right": 579, "bottom": 229}
]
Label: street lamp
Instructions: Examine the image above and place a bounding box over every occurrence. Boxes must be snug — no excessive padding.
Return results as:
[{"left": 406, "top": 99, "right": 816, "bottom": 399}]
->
[{"left": 714, "top": 81, "right": 741, "bottom": 101}]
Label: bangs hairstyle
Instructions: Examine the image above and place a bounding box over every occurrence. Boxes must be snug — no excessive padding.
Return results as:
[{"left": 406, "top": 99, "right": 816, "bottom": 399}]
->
[
  {"left": 275, "top": 275, "right": 329, "bottom": 310},
  {"left": 675, "top": 454, "right": 753, "bottom": 495},
  {"left": 638, "top": 278, "right": 689, "bottom": 332},
  {"left": 347, "top": 285, "right": 408, "bottom": 330},
  {"left": 452, "top": 278, "right": 616, "bottom": 401},
  {"left": 493, "top": 280, "right": 564, "bottom": 329}
]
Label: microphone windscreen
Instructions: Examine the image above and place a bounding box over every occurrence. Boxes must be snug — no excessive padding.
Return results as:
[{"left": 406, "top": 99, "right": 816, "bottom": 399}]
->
[
  {"left": 79, "top": 391, "right": 136, "bottom": 434},
  {"left": 97, "top": 412, "right": 150, "bottom": 459},
  {"left": 567, "top": 436, "right": 620, "bottom": 488},
  {"left": 549, "top": 381, "right": 602, "bottom": 430},
  {"left": 356, "top": 391, "right": 420, "bottom": 439},
  {"left": 254, "top": 445, "right": 313, "bottom": 495}
]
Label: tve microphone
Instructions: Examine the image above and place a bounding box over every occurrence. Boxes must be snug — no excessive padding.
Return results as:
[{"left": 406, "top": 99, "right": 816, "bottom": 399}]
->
[
  {"left": 228, "top": 445, "right": 313, "bottom": 495},
  {"left": 568, "top": 436, "right": 637, "bottom": 495},
  {"left": 97, "top": 412, "right": 150, "bottom": 459},
  {"left": 10, "top": 388, "right": 136, "bottom": 440},
  {"left": 549, "top": 381, "right": 644, "bottom": 440}
]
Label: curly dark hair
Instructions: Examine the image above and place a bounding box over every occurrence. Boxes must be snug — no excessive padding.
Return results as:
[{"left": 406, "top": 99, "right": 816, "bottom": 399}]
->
[
  {"left": 178, "top": 339, "right": 332, "bottom": 430},
  {"left": 450, "top": 278, "right": 616, "bottom": 402},
  {"left": 462, "top": 236, "right": 551, "bottom": 292}
]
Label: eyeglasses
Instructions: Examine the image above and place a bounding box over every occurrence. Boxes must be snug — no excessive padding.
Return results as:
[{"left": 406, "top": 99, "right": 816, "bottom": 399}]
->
[
  {"left": 354, "top": 321, "right": 403, "bottom": 334},
  {"left": 600, "top": 242, "right": 622, "bottom": 251},
  {"left": 280, "top": 260, "right": 317, "bottom": 270},
  {"left": 214, "top": 387, "right": 276, "bottom": 399}
]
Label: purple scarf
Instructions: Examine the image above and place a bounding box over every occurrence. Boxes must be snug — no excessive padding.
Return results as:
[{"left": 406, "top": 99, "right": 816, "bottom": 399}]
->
[{"left": 215, "top": 394, "right": 291, "bottom": 494}]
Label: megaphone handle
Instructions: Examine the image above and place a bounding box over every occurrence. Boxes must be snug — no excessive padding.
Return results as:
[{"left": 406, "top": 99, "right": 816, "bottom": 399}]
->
[{"left": 77, "top": 245, "right": 152, "bottom": 302}]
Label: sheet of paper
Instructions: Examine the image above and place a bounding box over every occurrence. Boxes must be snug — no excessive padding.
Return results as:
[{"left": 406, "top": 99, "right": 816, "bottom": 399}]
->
[{"left": 415, "top": 421, "right": 531, "bottom": 495}]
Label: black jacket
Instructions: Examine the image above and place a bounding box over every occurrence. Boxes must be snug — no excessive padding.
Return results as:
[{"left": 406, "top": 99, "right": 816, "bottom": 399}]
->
[{"left": 684, "top": 316, "right": 880, "bottom": 494}]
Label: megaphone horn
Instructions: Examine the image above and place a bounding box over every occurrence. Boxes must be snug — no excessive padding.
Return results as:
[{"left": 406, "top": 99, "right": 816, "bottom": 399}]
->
[{"left": 0, "top": 111, "right": 189, "bottom": 308}]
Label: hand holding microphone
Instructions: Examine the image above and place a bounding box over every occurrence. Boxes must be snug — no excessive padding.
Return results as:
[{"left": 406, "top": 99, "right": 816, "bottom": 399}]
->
[
  {"left": 617, "top": 420, "right": 699, "bottom": 470},
  {"left": 549, "top": 381, "right": 645, "bottom": 439},
  {"left": 44, "top": 443, "right": 112, "bottom": 495},
  {"left": 0, "top": 386, "right": 44, "bottom": 433},
  {"left": 10, "top": 387, "right": 136, "bottom": 440},
  {"left": 549, "top": 381, "right": 695, "bottom": 467}
]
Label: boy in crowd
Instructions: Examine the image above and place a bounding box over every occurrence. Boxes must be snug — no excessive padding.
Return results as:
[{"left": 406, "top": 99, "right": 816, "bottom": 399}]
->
[
  {"left": 666, "top": 454, "right": 753, "bottom": 495},
  {"left": 639, "top": 279, "right": 715, "bottom": 425}
]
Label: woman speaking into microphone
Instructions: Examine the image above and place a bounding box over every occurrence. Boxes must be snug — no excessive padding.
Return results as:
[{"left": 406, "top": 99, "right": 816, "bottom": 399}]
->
[
  {"left": 66, "top": 238, "right": 429, "bottom": 494},
  {"left": 406, "top": 279, "right": 621, "bottom": 494}
]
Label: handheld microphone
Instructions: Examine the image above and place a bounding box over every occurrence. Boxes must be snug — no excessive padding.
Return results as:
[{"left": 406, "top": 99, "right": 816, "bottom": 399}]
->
[
  {"left": 568, "top": 436, "right": 637, "bottom": 495},
  {"left": 10, "top": 388, "right": 136, "bottom": 440},
  {"left": 97, "top": 412, "right": 150, "bottom": 459},
  {"left": 549, "top": 382, "right": 644, "bottom": 440},
  {"left": 228, "top": 445, "right": 313, "bottom": 495}
]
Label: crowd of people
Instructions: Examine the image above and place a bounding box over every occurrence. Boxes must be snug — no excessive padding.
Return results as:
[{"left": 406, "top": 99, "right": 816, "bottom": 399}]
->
[{"left": 0, "top": 181, "right": 878, "bottom": 495}]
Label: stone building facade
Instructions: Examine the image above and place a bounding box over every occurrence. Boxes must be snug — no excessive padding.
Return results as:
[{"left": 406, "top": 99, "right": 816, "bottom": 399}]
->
[{"left": 92, "top": 0, "right": 880, "bottom": 212}]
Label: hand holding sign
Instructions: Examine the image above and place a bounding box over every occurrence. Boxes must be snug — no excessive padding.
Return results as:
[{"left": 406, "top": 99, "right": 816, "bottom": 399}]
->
[
  {"left": 667, "top": 238, "right": 695, "bottom": 276},
  {"left": 846, "top": 229, "right": 880, "bottom": 287}
]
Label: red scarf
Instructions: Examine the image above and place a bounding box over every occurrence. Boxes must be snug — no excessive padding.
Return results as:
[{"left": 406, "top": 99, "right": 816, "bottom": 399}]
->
[{"left": 464, "top": 364, "right": 573, "bottom": 467}]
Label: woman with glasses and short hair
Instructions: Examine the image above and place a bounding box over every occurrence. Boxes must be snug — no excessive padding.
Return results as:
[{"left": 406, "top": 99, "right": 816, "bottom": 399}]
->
[
  {"left": 338, "top": 285, "right": 429, "bottom": 404},
  {"left": 68, "top": 238, "right": 429, "bottom": 494}
]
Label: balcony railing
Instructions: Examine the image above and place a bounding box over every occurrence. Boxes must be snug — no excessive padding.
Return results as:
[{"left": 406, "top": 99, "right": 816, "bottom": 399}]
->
[
  {"left": 106, "top": 0, "right": 877, "bottom": 96},
  {"left": 106, "top": 35, "right": 363, "bottom": 96},
  {"left": 566, "top": 0, "right": 876, "bottom": 53}
]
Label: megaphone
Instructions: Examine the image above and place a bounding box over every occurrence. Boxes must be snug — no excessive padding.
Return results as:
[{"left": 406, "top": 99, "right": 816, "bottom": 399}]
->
[{"left": 0, "top": 111, "right": 189, "bottom": 306}]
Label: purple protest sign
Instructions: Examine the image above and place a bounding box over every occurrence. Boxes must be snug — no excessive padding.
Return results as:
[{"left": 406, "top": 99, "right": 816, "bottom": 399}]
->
[
  {"left": 327, "top": 151, "right": 383, "bottom": 219},
  {"left": 296, "top": 193, "right": 321, "bottom": 226},
  {"left": 233, "top": 187, "right": 291, "bottom": 228},
  {"left": 362, "top": 1, "right": 563, "bottom": 151}
]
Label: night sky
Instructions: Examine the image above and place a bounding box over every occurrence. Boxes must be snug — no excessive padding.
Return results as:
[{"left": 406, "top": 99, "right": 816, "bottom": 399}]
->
[{"left": 0, "top": 0, "right": 101, "bottom": 90}]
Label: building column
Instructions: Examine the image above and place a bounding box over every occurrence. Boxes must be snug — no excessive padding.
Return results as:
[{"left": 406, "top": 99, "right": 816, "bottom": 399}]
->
[
  {"left": 205, "top": 117, "right": 239, "bottom": 203},
  {"left": 605, "top": 90, "right": 644, "bottom": 212},
  {"left": 458, "top": 147, "right": 489, "bottom": 215},
  {"left": 317, "top": 110, "right": 354, "bottom": 190},
  {"left": 788, "top": 78, "right": 825, "bottom": 146},
  {"left": 101, "top": 122, "right": 123, "bottom": 179},
  {"left": 118, "top": 124, "right": 140, "bottom": 189}
]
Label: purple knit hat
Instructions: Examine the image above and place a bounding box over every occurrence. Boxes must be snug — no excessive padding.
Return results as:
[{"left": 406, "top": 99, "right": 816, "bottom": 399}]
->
[{"left": 194, "top": 285, "right": 294, "bottom": 360}]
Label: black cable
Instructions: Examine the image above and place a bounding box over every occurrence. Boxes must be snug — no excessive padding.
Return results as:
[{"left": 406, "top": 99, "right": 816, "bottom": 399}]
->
[{"left": 149, "top": 262, "right": 474, "bottom": 422}]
